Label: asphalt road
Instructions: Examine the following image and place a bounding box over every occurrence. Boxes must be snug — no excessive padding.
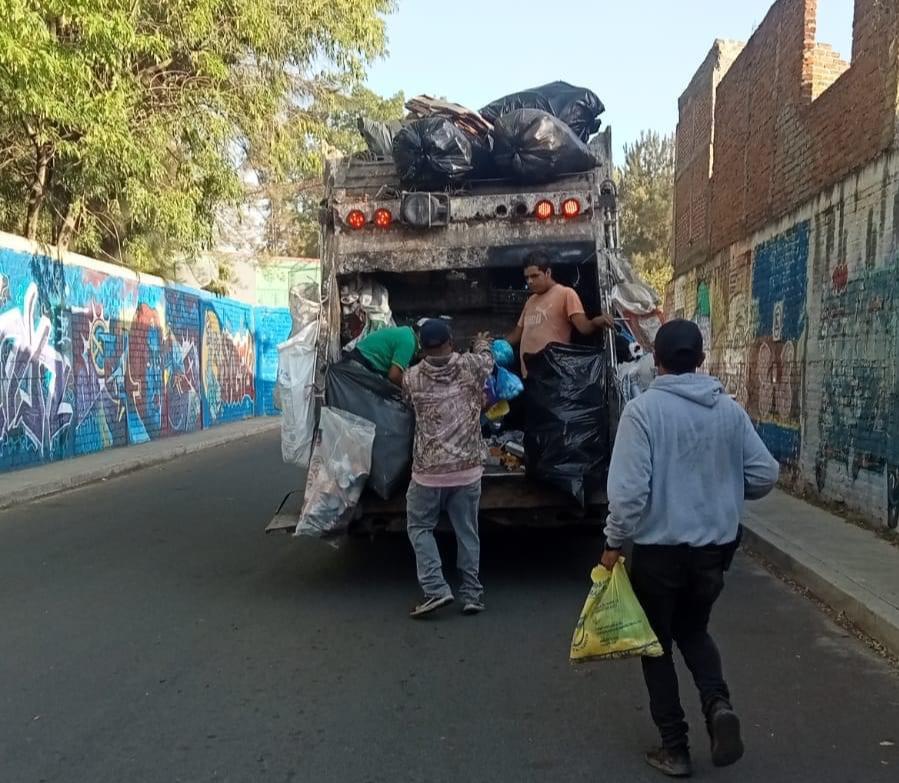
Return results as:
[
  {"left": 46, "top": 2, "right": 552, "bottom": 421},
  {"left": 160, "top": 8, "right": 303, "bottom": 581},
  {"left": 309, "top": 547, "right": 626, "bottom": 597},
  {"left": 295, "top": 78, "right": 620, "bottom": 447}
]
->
[{"left": 2, "top": 430, "right": 898, "bottom": 783}]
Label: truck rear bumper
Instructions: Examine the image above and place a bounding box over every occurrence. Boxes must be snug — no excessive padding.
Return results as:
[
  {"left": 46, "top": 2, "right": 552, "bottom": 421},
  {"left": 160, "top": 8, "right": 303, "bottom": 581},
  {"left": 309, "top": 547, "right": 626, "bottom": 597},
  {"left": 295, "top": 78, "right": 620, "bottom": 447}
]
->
[{"left": 265, "top": 474, "right": 607, "bottom": 535}]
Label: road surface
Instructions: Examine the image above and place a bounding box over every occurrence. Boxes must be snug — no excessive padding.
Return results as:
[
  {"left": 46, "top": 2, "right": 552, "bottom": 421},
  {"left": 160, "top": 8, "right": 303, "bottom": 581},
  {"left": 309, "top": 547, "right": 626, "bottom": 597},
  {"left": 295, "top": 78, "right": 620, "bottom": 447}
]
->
[{"left": 2, "top": 430, "right": 898, "bottom": 782}]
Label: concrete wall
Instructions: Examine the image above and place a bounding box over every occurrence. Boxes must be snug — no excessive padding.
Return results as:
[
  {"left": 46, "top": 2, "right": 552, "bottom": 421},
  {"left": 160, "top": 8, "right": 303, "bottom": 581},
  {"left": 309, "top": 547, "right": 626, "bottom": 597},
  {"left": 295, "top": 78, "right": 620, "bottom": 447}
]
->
[
  {"left": 671, "top": 0, "right": 899, "bottom": 529},
  {"left": 0, "top": 232, "right": 292, "bottom": 472}
]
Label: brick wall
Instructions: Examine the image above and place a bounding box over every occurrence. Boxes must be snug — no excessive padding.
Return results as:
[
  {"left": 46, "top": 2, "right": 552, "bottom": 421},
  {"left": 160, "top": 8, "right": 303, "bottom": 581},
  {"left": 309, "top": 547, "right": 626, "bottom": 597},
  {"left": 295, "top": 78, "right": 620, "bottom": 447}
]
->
[
  {"left": 674, "top": 40, "right": 745, "bottom": 272},
  {"left": 671, "top": 150, "right": 899, "bottom": 531},
  {"left": 670, "top": 0, "right": 899, "bottom": 530},
  {"left": 707, "top": 0, "right": 899, "bottom": 257},
  {"left": 0, "top": 232, "right": 292, "bottom": 472}
]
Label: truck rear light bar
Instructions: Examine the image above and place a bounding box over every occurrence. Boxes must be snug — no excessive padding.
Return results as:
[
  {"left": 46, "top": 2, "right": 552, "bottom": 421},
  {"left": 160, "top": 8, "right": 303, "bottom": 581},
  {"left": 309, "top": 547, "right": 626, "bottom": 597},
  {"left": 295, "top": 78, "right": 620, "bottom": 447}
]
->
[
  {"left": 534, "top": 200, "right": 554, "bottom": 220},
  {"left": 373, "top": 208, "right": 393, "bottom": 228},
  {"left": 561, "top": 198, "right": 581, "bottom": 218},
  {"left": 345, "top": 209, "right": 366, "bottom": 229}
]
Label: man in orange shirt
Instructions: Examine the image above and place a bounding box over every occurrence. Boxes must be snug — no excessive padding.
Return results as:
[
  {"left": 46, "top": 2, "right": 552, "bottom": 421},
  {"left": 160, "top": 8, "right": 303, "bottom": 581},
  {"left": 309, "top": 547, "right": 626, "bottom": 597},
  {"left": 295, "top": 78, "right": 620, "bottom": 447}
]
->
[{"left": 506, "top": 251, "right": 614, "bottom": 375}]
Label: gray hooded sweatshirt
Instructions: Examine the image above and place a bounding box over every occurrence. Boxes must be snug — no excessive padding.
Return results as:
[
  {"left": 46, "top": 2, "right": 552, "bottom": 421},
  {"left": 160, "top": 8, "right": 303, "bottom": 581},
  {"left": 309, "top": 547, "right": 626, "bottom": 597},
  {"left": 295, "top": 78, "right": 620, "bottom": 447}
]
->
[{"left": 604, "top": 373, "right": 780, "bottom": 549}]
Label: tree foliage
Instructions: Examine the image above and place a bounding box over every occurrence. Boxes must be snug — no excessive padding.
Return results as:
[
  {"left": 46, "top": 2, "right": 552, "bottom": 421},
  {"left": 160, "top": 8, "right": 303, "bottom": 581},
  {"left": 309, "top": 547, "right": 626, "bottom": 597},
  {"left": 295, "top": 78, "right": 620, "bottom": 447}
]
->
[
  {"left": 218, "top": 84, "right": 404, "bottom": 258},
  {"left": 616, "top": 130, "right": 675, "bottom": 295},
  {"left": 0, "top": 0, "right": 393, "bottom": 275}
]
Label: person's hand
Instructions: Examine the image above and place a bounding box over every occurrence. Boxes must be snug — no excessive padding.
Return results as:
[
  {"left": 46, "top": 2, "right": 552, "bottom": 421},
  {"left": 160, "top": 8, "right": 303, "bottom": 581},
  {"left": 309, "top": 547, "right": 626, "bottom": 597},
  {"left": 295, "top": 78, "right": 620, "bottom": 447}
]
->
[
  {"left": 475, "top": 331, "right": 492, "bottom": 342},
  {"left": 600, "top": 547, "right": 621, "bottom": 571},
  {"left": 592, "top": 314, "right": 615, "bottom": 330}
]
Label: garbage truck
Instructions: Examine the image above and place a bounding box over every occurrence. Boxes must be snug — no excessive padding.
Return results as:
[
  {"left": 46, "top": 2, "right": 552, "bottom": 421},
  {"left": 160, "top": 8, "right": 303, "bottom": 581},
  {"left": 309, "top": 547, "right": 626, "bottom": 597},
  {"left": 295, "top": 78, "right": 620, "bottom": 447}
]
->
[{"left": 267, "top": 93, "right": 661, "bottom": 537}]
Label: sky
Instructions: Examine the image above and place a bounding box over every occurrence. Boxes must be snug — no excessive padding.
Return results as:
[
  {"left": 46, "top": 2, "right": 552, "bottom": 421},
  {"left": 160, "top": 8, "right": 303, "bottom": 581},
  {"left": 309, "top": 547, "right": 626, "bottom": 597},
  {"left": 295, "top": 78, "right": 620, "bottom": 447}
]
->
[{"left": 365, "top": 0, "right": 855, "bottom": 162}]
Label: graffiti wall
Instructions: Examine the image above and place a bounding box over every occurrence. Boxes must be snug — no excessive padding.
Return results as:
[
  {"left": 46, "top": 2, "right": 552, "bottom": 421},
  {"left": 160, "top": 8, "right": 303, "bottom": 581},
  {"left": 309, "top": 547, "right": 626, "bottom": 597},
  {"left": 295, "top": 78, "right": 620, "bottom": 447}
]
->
[
  {"left": 0, "top": 232, "right": 291, "bottom": 473},
  {"left": 669, "top": 151, "right": 899, "bottom": 529}
]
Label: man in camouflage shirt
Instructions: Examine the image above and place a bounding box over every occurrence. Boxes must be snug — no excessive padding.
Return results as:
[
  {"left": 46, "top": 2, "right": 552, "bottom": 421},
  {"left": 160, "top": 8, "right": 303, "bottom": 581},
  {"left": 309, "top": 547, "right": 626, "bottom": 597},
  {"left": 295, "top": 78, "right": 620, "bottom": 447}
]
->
[{"left": 402, "top": 319, "right": 494, "bottom": 618}]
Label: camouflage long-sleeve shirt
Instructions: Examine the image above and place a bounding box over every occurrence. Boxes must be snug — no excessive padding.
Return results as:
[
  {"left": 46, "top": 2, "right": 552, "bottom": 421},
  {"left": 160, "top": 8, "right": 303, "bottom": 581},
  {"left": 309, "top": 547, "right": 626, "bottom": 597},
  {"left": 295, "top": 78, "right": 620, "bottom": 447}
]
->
[{"left": 402, "top": 337, "right": 495, "bottom": 476}]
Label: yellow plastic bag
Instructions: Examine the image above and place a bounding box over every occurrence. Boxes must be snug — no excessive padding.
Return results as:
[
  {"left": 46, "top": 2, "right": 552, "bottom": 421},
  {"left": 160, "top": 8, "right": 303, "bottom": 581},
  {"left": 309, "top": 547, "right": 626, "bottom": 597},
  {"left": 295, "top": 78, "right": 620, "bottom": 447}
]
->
[{"left": 570, "top": 560, "right": 664, "bottom": 662}]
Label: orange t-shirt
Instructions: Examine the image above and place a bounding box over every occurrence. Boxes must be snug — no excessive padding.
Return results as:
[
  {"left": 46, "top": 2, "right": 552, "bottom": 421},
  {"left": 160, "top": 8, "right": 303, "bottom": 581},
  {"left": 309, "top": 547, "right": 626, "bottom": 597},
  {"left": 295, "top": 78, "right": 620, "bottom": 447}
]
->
[{"left": 517, "top": 284, "right": 585, "bottom": 376}]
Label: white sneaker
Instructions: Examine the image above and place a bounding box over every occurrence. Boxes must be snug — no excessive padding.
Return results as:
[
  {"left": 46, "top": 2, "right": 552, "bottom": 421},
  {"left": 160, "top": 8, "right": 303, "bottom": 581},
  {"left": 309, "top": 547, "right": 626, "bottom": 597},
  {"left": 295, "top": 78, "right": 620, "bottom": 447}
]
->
[{"left": 409, "top": 594, "right": 454, "bottom": 618}]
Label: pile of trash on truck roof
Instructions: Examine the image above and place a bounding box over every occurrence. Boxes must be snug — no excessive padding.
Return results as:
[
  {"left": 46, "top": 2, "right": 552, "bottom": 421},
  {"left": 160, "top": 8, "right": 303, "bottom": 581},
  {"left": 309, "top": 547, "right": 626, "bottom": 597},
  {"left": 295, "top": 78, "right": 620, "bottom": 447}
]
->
[{"left": 357, "top": 81, "right": 606, "bottom": 188}]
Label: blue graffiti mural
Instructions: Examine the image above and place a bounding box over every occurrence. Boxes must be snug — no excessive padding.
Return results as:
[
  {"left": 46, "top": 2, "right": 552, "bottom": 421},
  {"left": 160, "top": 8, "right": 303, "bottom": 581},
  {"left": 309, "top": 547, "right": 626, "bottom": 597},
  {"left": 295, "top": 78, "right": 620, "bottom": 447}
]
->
[
  {"left": 814, "top": 263, "right": 899, "bottom": 528},
  {"left": 0, "top": 239, "right": 289, "bottom": 473},
  {"left": 747, "top": 221, "right": 810, "bottom": 465},
  {"left": 255, "top": 307, "right": 292, "bottom": 417}
]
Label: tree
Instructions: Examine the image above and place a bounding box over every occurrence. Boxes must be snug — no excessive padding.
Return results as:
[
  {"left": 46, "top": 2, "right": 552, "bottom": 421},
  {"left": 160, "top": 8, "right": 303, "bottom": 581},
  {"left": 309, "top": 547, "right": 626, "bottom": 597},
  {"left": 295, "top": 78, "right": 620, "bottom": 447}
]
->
[
  {"left": 616, "top": 130, "right": 675, "bottom": 295},
  {"left": 217, "top": 85, "right": 404, "bottom": 258},
  {"left": 0, "top": 1, "right": 392, "bottom": 275}
]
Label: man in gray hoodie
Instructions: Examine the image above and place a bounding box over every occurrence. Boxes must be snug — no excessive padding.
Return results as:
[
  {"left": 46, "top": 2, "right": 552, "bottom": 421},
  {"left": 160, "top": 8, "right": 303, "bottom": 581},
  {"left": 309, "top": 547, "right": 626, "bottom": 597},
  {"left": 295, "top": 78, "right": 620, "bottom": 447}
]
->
[{"left": 601, "top": 319, "right": 779, "bottom": 778}]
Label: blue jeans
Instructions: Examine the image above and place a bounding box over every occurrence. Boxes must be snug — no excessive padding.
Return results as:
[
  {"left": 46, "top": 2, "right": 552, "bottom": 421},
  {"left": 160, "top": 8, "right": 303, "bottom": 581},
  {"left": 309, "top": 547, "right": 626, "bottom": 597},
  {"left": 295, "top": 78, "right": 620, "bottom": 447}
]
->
[{"left": 405, "top": 479, "right": 483, "bottom": 602}]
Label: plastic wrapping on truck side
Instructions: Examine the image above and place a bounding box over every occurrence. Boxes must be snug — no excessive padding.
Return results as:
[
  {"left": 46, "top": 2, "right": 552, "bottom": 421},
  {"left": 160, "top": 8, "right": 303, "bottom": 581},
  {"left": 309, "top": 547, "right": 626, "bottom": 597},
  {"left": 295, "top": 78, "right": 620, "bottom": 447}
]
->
[
  {"left": 492, "top": 109, "right": 599, "bottom": 185},
  {"left": 392, "top": 117, "right": 478, "bottom": 189},
  {"left": 524, "top": 343, "right": 609, "bottom": 507},
  {"left": 325, "top": 358, "right": 415, "bottom": 500},
  {"left": 295, "top": 407, "right": 376, "bottom": 539},
  {"left": 480, "top": 81, "right": 605, "bottom": 142}
]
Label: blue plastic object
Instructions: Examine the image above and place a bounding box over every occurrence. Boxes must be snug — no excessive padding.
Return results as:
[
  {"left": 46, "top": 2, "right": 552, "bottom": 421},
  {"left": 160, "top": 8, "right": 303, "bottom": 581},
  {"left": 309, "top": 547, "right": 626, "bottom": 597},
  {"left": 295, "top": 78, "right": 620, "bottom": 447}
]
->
[
  {"left": 495, "top": 367, "right": 524, "bottom": 401},
  {"left": 491, "top": 339, "right": 516, "bottom": 369}
]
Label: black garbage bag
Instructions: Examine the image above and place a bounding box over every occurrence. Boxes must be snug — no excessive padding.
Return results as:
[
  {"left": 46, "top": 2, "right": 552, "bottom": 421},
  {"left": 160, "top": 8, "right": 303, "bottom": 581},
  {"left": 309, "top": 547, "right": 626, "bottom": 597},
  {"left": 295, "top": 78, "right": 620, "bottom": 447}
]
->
[
  {"left": 493, "top": 109, "right": 598, "bottom": 184},
  {"left": 481, "top": 81, "right": 605, "bottom": 141},
  {"left": 325, "top": 358, "right": 415, "bottom": 500},
  {"left": 524, "top": 343, "right": 609, "bottom": 506},
  {"left": 392, "top": 117, "right": 476, "bottom": 188},
  {"left": 358, "top": 117, "right": 403, "bottom": 158}
]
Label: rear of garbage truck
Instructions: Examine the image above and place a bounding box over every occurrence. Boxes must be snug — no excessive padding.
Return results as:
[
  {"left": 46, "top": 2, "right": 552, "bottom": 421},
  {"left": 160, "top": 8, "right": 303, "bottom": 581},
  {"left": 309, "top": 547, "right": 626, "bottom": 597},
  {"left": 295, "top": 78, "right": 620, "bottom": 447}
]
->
[
  {"left": 267, "top": 129, "right": 623, "bottom": 535},
  {"left": 267, "top": 83, "right": 671, "bottom": 537}
]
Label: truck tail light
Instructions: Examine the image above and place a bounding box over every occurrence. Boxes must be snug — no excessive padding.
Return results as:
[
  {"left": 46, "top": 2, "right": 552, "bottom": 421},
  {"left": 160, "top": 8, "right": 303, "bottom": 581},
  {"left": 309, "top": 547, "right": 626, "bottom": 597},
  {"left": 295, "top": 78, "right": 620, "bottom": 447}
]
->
[
  {"left": 534, "top": 200, "right": 554, "bottom": 220},
  {"left": 346, "top": 209, "right": 366, "bottom": 229},
  {"left": 373, "top": 208, "right": 393, "bottom": 228},
  {"left": 561, "top": 198, "right": 581, "bottom": 218}
]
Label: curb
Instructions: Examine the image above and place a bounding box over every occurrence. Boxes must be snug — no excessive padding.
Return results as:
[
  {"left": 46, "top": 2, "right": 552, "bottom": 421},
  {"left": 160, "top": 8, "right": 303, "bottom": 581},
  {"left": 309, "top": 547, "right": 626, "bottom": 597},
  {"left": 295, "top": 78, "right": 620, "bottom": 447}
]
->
[
  {"left": 0, "top": 420, "right": 281, "bottom": 512},
  {"left": 742, "top": 519, "right": 899, "bottom": 659}
]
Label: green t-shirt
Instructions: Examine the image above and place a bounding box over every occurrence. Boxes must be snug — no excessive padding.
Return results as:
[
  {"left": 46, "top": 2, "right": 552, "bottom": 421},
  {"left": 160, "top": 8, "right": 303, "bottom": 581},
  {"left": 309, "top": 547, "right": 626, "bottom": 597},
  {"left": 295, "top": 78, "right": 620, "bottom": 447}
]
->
[{"left": 356, "top": 326, "right": 417, "bottom": 374}]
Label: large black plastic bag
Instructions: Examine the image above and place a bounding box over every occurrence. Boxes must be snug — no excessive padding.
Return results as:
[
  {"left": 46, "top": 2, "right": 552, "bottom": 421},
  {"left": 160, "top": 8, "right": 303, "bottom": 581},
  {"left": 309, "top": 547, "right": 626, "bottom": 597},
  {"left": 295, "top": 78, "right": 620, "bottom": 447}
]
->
[
  {"left": 481, "top": 81, "right": 605, "bottom": 141},
  {"left": 493, "top": 109, "right": 599, "bottom": 184},
  {"left": 524, "top": 343, "right": 609, "bottom": 506},
  {"left": 392, "top": 117, "right": 476, "bottom": 188},
  {"left": 326, "top": 359, "right": 415, "bottom": 500}
]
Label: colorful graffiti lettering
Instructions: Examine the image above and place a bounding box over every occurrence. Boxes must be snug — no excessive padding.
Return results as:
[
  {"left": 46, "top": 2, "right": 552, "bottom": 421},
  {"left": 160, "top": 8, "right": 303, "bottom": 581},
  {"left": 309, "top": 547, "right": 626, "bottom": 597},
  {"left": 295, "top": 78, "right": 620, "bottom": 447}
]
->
[
  {"left": 167, "top": 333, "right": 201, "bottom": 433},
  {"left": 73, "top": 303, "right": 127, "bottom": 453},
  {"left": 126, "top": 303, "right": 165, "bottom": 444},
  {"left": 202, "top": 306, "right": 256, "bottom": 425},
  {"left": 1, "top": 239, "right": 290, "bottom": 472},
  {"left": 0, "top": 283, "right": 74, "bottom": 459}
]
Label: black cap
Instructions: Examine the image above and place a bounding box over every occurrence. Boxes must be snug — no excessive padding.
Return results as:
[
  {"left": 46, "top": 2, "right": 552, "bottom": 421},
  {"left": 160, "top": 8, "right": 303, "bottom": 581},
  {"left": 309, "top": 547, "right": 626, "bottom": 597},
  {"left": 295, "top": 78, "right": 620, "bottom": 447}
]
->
[
  {"left": 419, "top": 318, "right": 452, "bottom": 349},
  {"left": 654, "top": 319, "right": 704, "bottom": 372}
]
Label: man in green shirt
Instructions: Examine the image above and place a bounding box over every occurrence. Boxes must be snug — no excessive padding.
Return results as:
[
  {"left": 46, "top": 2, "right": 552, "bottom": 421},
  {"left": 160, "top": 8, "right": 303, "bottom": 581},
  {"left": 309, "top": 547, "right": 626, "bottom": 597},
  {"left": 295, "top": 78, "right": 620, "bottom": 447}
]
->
[{"left": 349, "top": 325, "right": 419, "bottom": 386}]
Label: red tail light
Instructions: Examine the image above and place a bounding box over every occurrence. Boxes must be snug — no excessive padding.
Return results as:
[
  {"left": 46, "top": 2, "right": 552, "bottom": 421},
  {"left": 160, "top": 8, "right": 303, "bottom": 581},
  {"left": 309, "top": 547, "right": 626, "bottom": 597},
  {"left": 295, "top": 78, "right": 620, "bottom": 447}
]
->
[
  {"left": 373, "top": 208, "right": 393, "bottom": 228},
  {"left": 561, "top": 198, "right": 581, "bottom": 218},
  {"left": 534, "top": 200, "right": 554, "bottom": 220},
  {"left": 346, "top": 209, "right": 366, "bottom": 229}
]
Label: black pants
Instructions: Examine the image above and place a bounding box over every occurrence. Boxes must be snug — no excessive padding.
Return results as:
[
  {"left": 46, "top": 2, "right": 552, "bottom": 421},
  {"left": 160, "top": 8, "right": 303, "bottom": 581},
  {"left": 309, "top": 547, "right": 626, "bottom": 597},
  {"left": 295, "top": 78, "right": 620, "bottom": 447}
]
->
[{"left": 630, "top": 543, "right": 735, "bottom": 750}]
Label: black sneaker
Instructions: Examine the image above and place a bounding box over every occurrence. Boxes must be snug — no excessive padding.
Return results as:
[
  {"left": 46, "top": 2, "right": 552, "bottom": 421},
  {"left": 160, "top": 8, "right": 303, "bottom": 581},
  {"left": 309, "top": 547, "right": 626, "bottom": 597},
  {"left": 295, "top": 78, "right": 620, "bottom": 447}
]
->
[
  {"left": 645, "top": 747, "right": 692, "bottom": 778},
  {"left": 709, "top": 705, "right": 744, "bottom": 767},
  {"left": 462, "top": 600, "right": 485, "bottom": 615},
  {"left": 409, "top": 594, "right": 454, "bottom": 618}
]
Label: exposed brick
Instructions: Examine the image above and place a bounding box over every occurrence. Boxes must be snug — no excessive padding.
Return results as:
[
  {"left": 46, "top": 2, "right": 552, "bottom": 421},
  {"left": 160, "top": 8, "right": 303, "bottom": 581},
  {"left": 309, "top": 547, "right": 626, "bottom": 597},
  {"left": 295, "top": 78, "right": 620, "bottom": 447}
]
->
[{"left": 670, "top": 1, "right": 899, "bottom": 530}]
